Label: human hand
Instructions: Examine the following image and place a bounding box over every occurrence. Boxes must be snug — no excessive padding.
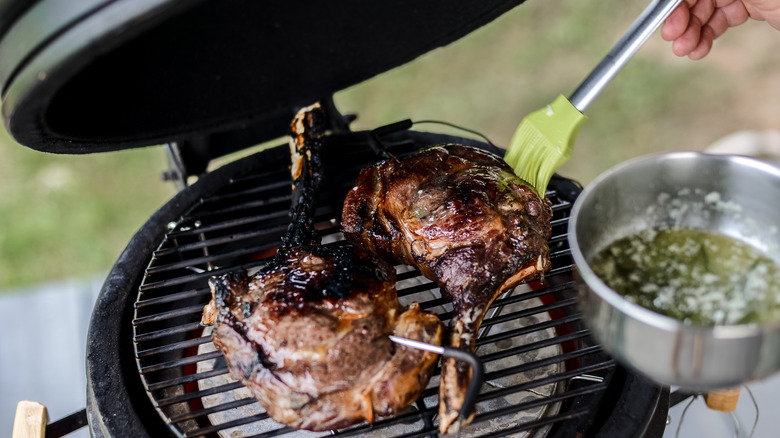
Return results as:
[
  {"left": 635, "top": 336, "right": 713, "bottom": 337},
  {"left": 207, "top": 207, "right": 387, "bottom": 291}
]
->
[{"left": 661, "top": 0, "right": 780, "bottom": 59}]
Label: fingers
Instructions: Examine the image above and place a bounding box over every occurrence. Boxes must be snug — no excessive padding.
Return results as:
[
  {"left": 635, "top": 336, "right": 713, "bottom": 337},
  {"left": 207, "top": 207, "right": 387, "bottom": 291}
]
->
[
  {"left": 685, "top": 24, "right": 715, "bottom": 59},
  {"left": 663, "top": 0, "right": 752, "bottom": 59},
  {"left": 671, "top": 13, "right": 706, "bottom": 57},
  {"left": 706, "top": 7, "right": 732, "bottom": 36},
  {"left": 691, "top": 0, "right": 717, "bottom": 27},
  {"left": 672, "top": 0, "right": 716, "bottom": 56},
  {"left": 720, "top": 0, "right": 751, "bottom": 26},
  {"left": 662, "top": 3, "right": 693, "bottom": 41},
  {"left": 686, "top": 7, "right": 735, "bottom": 60},
  {"left": 662, "top": 0, "right": 710, "bottom": 55}
]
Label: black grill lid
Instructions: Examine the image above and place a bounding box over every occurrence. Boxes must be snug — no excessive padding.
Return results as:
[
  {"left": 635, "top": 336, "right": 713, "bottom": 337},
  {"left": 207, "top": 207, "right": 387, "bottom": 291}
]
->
[{"left": 0, "top": 0, "right": 526, "bottom": 153}]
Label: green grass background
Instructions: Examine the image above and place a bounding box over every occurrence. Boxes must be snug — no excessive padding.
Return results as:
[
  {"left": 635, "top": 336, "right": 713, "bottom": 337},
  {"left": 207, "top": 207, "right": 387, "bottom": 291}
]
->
[{"left": 2, "top": 0, "right": 779, "bottom": 289}]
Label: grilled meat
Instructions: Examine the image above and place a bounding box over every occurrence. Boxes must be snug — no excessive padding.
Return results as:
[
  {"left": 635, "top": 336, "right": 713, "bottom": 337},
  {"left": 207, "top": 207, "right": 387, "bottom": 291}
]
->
[
  {"left": 201, "top": 103, "right": 443, "bottom": 431},
  {"left": 341, "top": 144, "right": 553, "bottom": 433},
  {"left": 207, "top": 249, "right": 443, "bottom": 430}
]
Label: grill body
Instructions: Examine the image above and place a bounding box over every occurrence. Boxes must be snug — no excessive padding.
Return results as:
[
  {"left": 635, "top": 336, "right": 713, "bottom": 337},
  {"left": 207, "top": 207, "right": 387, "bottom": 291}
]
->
[{"left": 86, "top": 130, "right": 667, "bottom": 437}]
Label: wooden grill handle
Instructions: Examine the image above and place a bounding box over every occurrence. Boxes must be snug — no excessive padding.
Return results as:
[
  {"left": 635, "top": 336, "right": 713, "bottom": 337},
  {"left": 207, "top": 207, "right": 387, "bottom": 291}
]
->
[
  {"left": 12, "top": 401, "right": 48, "bottom": 438},
  {"left": 705, "top": 388, "right": 741, "bottom": 412}
]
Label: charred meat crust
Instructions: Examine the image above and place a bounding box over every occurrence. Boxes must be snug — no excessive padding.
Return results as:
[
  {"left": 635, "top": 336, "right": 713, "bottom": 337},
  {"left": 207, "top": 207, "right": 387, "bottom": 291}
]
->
[
  {"left": 341, "top": 144, "right": 553, "bottom": 434},
  {"left": 208, "top": 245, "right": 443, "bottom": 430},
  {"left": 342, "top": 144, "right": 552, "bottom": 294}
]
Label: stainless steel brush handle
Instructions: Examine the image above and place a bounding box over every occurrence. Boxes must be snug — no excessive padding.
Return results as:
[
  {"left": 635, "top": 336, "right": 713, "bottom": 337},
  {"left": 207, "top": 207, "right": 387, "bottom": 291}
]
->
[{"left": 569, "top": 0, "right": 683, "bottom": 112}]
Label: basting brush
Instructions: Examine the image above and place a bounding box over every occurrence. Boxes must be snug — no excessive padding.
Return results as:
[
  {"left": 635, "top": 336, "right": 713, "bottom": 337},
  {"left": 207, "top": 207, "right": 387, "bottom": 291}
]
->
[{"left": 505, "top": 0, "right": 682, "bottom": 195}]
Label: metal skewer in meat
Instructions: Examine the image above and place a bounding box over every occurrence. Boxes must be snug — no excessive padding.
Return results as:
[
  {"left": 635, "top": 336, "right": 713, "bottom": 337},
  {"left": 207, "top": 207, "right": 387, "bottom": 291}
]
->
[
  {"left": 200, "top": 103, "right": 443, "bottom": 431},
  {"left": 342, "top": 144, "right": 553, "bottom": 434}
]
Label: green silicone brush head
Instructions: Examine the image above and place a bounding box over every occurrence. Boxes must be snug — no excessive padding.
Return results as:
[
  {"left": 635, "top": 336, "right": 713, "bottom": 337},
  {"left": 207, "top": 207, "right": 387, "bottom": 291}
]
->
[{"left": 504, "top": 95, "right": 587, "bottom": 196}]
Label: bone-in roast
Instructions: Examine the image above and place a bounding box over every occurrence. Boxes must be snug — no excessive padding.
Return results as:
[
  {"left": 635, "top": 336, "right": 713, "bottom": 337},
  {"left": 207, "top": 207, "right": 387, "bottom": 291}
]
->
[
  {"left": 341, "top": 144, "right": 553, "bottom": 433},
  {"left": 201, "top": 103, "right": 443, "bottom": 431}
]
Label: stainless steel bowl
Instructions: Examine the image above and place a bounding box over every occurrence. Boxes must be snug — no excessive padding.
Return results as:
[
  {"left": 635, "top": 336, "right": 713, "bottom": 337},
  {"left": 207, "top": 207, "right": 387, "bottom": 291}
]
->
[{"left": 568, "top": 152, "right": 780, "bottom": 389}]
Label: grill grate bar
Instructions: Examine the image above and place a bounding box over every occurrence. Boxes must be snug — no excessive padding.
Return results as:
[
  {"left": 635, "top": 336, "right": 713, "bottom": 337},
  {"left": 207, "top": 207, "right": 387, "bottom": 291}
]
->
[
  {"left": 478, "top": 297, "right": 579, "bottom": 330},
  {"left": 323, "top": 408, "right": 436, "bottom": 437},
  {"left": 482, "top": 346, "right": 607, "bottom": 384},
  {"left": 549, "top": 217, "right": 570, "bottom": 228},
  {"left": 397, "top": 282, "right": 438, "bottom": 297},
  {"left": 481, "top": 330, "right": 591, "bottom": 364},
  {"left": 138, "top": 261, "right": 265, "bottom": 292},
  {"left": 417, "top": 297, "right": 448, "bottom": 311},
  {"left": 169, "top": 397, "right": 258, "bottom": 423},
  {"left": 549, "top": 200, "right": 572, "bottom": 212},
  {"left": 147, "top": 246, "right": 271, "bottom": 276},
  {"left": 147, "top": 366, "right": 228, "bottom": 392},
  {"left": 184, "top": 197, "right": 333, "bottom": 230},
  {"left": 166, "top": 210, "right": 289, "bottom": 240},
  {"left": 156, "top": 381, "right": 245, "bottom": 408},
  {"left": 335, "top": 386, "right": 605, "bottom": 438},
  {"left": 436, "top": 296, "right": 575, "bottom": 324},
  {"left": 186, "top": 413, "right": 273, "bottom": 438},
  {"left": 133, "top": 321, "right": 202, "bottom": 343},
  {"left": 549, "top": 253, "right": 571, "bottom": 267},
  {"left": 197, "top": 181, "right": 290, "bottom": 211},
  {"left": 135, "top": 288, "right": 211, "bottom": 309},
  {"left": 184, "top": 194, "right": 292, "bottom": 222},
  {"left": 548, "top": 234, "right": 568, "bottom": 246},
  {"left": 548, "top": 230, "right": 567, "bottom": 242},
  {"left": 363, "top": 428, "right": 434, "bottom": 438},
  {"left": 476, "top": 407, "right": 593, "bottom": 438},
  {"left": 494, "top": 281, "right": 576, "bottom": 305},
  {"left": 396, "top": 269, "right": 424, "bottom": 281},
  {"left": 476, "top": 313, "right": 582, "bottom": 347},
  {"left": 136, "top": 335, "right": 212, "bottom": 358},
  {"left": 171, "top": 213, "right": 342, "bottom": 253},
  {"left": 418, "top": 341, "right": 601, "bottom": 400},
  {"left": 481, "top": 361, "right": 616, "bottom": 403},
  {"left": 545, "top": 264, "right": 574, "bottom": 278},
  {"left": 234, "top": 425, "right": 296, "bottom": 438},
  {"left": 198, "top": 177, "right": 290, "bottom": 204},
  {"left": 549, "top": 248, "right": 572, "bottom": 259},
  {"left": 140, "top": 350, "right": 223, "bottom": 374},
  {"left": 159, "top": 244, "right": 272, "bottom": 273},
  {"left": 474, "top": 384, "right": 608, "bottom": 429},
  {"left": 132, "top": 304, "right": 206, "bottom": 326}
]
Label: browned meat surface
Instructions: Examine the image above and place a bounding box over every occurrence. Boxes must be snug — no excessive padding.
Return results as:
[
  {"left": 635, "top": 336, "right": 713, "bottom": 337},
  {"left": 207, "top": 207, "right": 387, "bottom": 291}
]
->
[
  {"left": 208, "top": 246, "right": 443, "bottom": 430},
  {"left": 342, "top": 144, "right": 553, "bottom": 433},
  {"left": 202, "top": 103, "right": 443, "bottom": 431}
]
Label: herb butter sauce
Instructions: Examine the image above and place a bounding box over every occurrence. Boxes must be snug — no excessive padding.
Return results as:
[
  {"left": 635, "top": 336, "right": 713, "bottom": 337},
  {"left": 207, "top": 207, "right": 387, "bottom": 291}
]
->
[{"left": 590, "top": 228, "right": 780, "bottom": 325}]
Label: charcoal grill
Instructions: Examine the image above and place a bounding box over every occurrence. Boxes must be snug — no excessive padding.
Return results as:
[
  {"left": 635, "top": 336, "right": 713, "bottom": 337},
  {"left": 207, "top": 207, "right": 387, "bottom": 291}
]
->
[
  {"left": 1, "top": 1, "right": 672, "bottom": 437},
  {"left": 88, "top": 128, "right": 664, "bottom": 438}
]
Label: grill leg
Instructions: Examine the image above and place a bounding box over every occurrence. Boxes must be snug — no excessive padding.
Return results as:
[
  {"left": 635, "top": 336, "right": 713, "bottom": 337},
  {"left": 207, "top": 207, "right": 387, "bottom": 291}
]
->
[
  {"left": 46, "top": 409, "right": 88, "bottom": 438},
  {"left": 643, "top": 386, "right": 671, "bottom": 438}
]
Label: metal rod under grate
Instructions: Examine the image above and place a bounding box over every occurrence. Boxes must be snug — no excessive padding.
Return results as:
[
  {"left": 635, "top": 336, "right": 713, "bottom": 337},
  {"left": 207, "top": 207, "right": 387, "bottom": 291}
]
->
[{"left": 132, "top": 136, "right": 615, "bottom": 438}]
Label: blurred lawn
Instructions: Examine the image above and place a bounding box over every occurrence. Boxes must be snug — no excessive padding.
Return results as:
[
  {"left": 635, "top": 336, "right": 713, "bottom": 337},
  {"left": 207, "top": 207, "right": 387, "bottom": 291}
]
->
[
  {"left": 0, "top": 127, "right": 173, "bottom": 289},
  {"left": 2, "top": 0, "right": 780, "bottom": 289}
]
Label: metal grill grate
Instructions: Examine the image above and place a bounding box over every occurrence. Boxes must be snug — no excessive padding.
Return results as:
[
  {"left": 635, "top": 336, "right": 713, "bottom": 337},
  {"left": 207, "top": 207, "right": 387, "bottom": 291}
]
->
[{"left": 132, "top": 135, "right": 615, "bottom": 438}]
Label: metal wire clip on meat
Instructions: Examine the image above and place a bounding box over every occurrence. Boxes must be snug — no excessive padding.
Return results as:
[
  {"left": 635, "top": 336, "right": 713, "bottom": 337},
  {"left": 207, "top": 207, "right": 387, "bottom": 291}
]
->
[{"left": 389, "top": 336, "right": 485, "bottom": 422}]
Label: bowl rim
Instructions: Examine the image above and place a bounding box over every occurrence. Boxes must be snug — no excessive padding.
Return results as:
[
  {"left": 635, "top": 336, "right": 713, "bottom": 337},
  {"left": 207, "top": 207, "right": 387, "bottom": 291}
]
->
[{"left": 568, "top": 151, "right": 780, "bottom": 335}]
